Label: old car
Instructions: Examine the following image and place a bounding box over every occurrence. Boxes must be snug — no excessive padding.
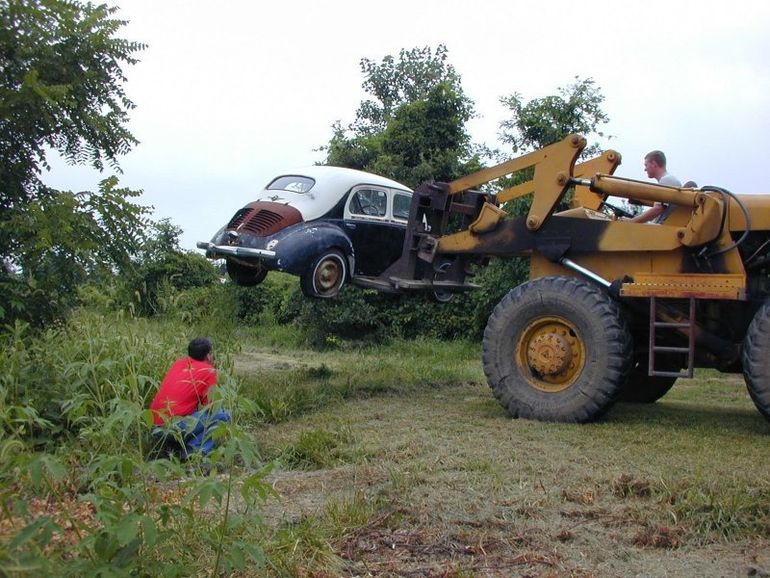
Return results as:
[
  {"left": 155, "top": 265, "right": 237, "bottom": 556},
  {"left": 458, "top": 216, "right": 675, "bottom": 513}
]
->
[{"left": 197, "top": 166, "right": 413, "bottom": 298}]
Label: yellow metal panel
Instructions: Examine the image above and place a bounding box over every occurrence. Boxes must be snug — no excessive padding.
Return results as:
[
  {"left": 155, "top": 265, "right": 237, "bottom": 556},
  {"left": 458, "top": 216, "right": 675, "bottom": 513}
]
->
[
  {"left": 620, "top": 273, "right": 746, "bottom": 300},
  {"left": 597, "top": 221, "right": 683, "bottom": 251},
  {"left": 531, "top": 253, "right": 658, "bottom": 280},
  {"left": 728, "top": 194, "right": 770, "bottom": 231}
]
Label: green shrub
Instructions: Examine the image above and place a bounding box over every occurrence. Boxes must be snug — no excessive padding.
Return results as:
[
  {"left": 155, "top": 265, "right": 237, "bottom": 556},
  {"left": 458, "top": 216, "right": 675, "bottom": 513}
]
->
[
  {"left": 0, "top": 311, "right": 270, "bottom": 576},
  {"left": 122, "top": 251, "right": 220, "bottom": 316}
]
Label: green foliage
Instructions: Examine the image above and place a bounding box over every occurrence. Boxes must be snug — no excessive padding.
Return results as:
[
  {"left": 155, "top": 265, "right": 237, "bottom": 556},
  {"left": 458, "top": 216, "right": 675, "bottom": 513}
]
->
[
  {"left": 227, "top": 271, "right": 294, "bottom": 324},
  {"left": 0, "top": 0, "right": 144, "bottom": 203},
  {"left": 663, "top": 477, "right": 770, "bottom": 542},
  {"left": 323, "top": 45, "right": 480, "bottom": 188},
  {"left": 352, "top": 44, "right": 471, "bottom": 137},
  {"left": 0, "top": 311, "right": 271, "bottom": 576},
  {"left": 273, "top": 284, "right": 478, "bottom": 346},
  {"left": 2, "top": 177, "right": 151, "bottom": 326},
  {"left": 369, "top": 82, "right": 483, "bottom": 187},
  {"left": 0, "top": 0, "right": 148, "bottom": 328},
  {"left": 499, "top": 76, "right": 609, "bottom": 156},
  {"left": 120, "top": 220, "right": 220, "bottom": 316}
]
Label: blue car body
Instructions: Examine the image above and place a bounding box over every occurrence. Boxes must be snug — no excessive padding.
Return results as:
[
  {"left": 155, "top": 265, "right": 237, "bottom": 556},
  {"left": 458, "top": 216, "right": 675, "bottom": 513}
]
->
[{"left": 198, "top": 166, "right": 413, "bottom": 297}]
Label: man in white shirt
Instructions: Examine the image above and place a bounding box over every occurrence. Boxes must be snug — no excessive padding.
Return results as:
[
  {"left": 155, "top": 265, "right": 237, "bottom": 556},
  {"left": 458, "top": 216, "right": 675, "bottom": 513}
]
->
[{"left": 629, "top": 150, "right": 682, "bottom": 223}]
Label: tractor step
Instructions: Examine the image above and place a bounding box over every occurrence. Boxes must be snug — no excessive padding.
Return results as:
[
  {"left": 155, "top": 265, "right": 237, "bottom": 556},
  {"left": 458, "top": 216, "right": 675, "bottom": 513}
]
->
[{"left": 648, "top": 296, "right": 695, "bottom": 378}]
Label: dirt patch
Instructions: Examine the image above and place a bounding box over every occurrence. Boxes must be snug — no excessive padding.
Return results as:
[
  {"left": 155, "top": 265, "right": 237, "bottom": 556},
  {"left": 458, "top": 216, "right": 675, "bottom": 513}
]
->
[{"left": 339, "top": 518, "right": 564, "bottom": 578}]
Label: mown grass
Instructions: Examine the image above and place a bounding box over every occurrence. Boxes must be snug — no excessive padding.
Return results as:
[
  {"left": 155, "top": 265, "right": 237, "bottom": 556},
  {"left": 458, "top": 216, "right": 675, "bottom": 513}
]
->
[{"left": 251, "top": 361, "right": 770, "bottom": 577}]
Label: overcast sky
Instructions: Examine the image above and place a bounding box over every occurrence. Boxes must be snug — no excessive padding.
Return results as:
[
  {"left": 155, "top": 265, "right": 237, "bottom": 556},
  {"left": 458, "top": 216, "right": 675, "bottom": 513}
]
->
[{"left": 45, "top": 0, "right": 770, "bottom": 251}]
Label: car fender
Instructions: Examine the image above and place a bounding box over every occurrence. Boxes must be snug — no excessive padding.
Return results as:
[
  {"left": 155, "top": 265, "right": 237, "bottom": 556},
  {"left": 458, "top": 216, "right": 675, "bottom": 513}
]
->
[{"left": 273, "top": 222, "right": 354, "bottom": 275}]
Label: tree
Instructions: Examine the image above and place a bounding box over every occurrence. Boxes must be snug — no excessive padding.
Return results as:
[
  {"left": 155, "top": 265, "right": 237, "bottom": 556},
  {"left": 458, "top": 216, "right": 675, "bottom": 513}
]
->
[
  {"left": 352, "top": 44, "right": 471, "bottom": 137},
  {"left": 323, "top": 44, "right": 481, "bottom": 188},
  {"left": 499, "top": 76, "right": 609, "bottom": 157},
  {"left": 0, "top": 0, "right": 149, "bottom": 325}
]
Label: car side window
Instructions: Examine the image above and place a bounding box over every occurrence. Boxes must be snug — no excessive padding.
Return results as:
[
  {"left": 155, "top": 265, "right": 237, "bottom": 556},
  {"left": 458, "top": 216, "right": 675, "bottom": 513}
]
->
[
  {"left": 393, "top": 193, "right": 411, "bottom": 222},
  {"left": 349, "top": 188, "right": 387, "bottom": 218}
]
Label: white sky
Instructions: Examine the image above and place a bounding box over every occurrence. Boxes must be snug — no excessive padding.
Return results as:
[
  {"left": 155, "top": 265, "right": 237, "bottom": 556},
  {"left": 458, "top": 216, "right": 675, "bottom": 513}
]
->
[{"left": 45, "top": 0, "right": 770, "bottom": 251}]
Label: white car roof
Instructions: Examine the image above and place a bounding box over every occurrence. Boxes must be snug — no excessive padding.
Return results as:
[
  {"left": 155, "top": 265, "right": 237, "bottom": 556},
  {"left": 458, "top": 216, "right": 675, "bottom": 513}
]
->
[{"left": 253, "top": 166, "right": 412, "bottom": 221}]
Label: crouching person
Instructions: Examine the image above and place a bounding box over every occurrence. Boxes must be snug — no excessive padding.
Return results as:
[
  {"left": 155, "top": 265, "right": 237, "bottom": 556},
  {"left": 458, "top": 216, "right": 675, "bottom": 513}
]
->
[{"left": 150, "top": 337, "right": 231, "bottom": 458}]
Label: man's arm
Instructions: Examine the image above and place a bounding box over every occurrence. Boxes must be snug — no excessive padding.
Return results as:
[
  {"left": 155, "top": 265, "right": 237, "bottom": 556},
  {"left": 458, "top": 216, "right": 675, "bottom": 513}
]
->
[{"left": 629, "top": 203, "right": 665, "bottom": 223}]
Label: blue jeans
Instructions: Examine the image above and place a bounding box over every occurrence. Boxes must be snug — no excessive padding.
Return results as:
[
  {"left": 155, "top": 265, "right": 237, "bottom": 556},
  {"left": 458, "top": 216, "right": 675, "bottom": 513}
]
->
[{"left": 154, "top": 409, "right": 231, "bottom": 457}]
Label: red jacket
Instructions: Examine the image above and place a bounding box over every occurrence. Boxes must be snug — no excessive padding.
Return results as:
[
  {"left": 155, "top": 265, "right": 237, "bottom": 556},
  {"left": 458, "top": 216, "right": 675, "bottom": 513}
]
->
[{"left": 150, "top": 357, "right": 217, "bottom": 425}]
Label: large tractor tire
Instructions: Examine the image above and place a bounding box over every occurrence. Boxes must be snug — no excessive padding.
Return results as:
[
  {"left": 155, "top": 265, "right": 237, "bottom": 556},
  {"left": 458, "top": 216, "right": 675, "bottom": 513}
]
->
[
  {"left": 742, "top": 299, "right": 770, "bottom": 421},
  {"left": 482, "top": 276, "right": 633, "bottom": 423},
  {"left": 617, "top": 359, "right": 677, "bottom": 403}
]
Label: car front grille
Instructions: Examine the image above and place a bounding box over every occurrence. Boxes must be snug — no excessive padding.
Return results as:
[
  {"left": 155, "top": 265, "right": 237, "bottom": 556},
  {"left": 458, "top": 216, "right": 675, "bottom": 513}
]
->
[{"left": 226, "top": 202, "right": 302, "bottom": 237}]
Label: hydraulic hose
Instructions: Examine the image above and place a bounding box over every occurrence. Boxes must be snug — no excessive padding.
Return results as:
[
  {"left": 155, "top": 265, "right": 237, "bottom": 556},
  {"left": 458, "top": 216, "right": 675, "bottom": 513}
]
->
[{"left": 699, "top": 186, "right": 751, "bottom": 258}]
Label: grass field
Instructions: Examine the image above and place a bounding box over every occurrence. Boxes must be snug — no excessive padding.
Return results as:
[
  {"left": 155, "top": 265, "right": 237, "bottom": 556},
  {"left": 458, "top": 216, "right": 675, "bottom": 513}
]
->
[
  {"left": 239, "top": 338, "right": 770, "bottom": 577},
  {"left": 2, "top": 316, "right": 769, "bottom": 577}
]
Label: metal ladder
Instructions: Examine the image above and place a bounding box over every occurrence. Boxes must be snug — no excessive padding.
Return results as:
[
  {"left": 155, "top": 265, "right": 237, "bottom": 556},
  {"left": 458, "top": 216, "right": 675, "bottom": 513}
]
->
[{"left": 648, "top": 296, "right": 696, "bottom": 378}]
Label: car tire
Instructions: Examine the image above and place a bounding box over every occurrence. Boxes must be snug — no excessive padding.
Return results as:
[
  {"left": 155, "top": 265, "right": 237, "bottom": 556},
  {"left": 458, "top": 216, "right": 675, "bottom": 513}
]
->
[
  {"left": 300, "top": 249, "right": 347, "bottom": 299},
  {"left": 482, "top": 276, "right": 633, "bottom": 423},
  {"left": 226, "top": 260, "right": 268, "bottom": 287},
  {"left": 432, "top": 289, "right": 454, "bottom": 303}
]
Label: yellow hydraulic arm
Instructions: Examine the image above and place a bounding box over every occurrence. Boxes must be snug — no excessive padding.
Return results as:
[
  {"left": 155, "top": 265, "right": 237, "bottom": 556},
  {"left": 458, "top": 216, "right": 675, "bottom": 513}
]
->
[{"left": 444, "top": 134, "right": 588, "bottom": 231}]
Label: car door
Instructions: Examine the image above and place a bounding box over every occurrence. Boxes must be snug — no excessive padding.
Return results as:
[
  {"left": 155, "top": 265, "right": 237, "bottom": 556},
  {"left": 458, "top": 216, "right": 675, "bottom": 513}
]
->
[{"left": 343, "top": 187, "right": 407, "bottom": 276}]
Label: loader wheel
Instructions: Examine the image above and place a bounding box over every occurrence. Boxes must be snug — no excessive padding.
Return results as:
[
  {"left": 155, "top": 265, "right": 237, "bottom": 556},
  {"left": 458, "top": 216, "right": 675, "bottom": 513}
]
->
[
  {"left": 617, "top": 360, "right": 677, "bottom": 403},
  {"left": 300, "top": 249, "right": 347, "bottom": 299},
  {"left": 742, "top": 300, "right": 770, "bottom": 421},
  {"left": 482, "top": 276, "right": 632, "bottom": 423},
  {"left": 226, "top": 260, "right": 267, "bottom": 287}
]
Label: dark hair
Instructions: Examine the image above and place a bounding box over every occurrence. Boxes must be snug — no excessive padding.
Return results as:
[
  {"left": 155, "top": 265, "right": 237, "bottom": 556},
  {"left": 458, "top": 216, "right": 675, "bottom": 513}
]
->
[
  {"left": 644, "top": 150, "right": 667, "bottom": 168},
  {"left": 188, "top": 337, "right": 213, "bottom": 361}
]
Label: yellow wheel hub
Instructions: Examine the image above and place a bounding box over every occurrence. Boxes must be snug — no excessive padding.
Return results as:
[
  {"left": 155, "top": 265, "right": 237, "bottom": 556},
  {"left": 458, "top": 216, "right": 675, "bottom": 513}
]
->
[{"left": 516, "top": 316, "right": 585, "bottom": 392}]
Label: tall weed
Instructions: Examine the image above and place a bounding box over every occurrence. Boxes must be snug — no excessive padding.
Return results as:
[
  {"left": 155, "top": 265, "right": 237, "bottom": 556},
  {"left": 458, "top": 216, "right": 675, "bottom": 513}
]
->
[{"left": 0, "top": 310, "right": 272, "bottom": 576}]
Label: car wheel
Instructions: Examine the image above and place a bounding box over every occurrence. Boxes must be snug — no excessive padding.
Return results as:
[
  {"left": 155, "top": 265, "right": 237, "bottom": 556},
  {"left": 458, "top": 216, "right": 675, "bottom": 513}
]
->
[
  {"left": 432, "top": 260, "right": 455, "bottom": 303},
  {"left": 300, "top": 249, "right": 347, "bottom": 299},
  {"left": 226, "top": 260, "right": 268, "bottom": 287},
  {"left": 432, "top": 289, "right": 454, "bottom": 303}
]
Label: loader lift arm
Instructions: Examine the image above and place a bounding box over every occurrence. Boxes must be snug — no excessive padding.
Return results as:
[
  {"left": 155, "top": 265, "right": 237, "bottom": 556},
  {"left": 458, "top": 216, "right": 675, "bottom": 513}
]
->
[{"left": 357, "top": 134, "right": 622, "bottom": 294}]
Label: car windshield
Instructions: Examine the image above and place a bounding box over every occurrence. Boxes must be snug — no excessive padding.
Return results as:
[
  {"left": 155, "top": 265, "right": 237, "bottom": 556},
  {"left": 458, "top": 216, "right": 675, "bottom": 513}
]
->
[{"left": 267, "top": 175, "right": 316, "bottom": 193}]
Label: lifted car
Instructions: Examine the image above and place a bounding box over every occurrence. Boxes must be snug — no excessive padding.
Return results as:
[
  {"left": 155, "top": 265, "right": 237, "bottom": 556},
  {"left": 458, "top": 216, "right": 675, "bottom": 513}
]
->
[{"left": 198, "top": 166, "right": 413, "bottom": 298}]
